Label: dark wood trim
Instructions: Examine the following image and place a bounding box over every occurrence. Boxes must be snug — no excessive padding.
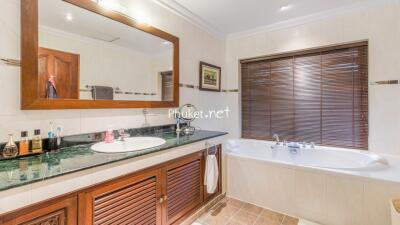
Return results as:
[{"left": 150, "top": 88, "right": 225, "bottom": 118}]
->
[
  {"left": 21, "top": 0, "right": 180, "bottom": 110},
  {"left": 240, "top": 40, "right": 368, "bottom": 63},
  {"left": 21, "top": 0, "right": 39, "bottom": 109},
  {"left": 199, "top": 61, "right": 222, "bottom": 92}
]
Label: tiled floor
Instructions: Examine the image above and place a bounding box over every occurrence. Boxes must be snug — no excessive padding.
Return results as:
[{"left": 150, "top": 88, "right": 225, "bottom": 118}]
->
[{"left": 192, "top": 197, "right": 299, "bottom": 225}]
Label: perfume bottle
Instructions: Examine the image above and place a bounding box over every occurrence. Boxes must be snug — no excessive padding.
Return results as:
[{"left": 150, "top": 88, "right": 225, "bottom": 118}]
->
[
  {"left": 19, "top": 131, "right": 29, "bottom": 156},
  {"left": 32, "top": 129, "right": 43, "bottom": 154},
  {"left": 2, "top": 134, "right": 19, "bottom": 158}
]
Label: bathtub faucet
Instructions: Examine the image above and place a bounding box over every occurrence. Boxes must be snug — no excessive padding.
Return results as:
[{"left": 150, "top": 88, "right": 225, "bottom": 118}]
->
[{"left": 272, "top": 134, "right": 280, "bottom": 145}]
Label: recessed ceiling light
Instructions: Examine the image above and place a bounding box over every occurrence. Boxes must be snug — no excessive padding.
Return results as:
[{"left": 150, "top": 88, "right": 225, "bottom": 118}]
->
[
  {"left": 162, "top": 41, "right": 171, "bottom": 45},
  {"left": 279, "top": 5, "right": 292, "bottom": 12},
  {"left": 134, "top": 12, "right": 152, "bottom": 26},
  {"left": 66, "top": 13, "right": 73, "bottom": 21},
  {"left": 94, "top": 0, "right": 128, "bottom": 14}
]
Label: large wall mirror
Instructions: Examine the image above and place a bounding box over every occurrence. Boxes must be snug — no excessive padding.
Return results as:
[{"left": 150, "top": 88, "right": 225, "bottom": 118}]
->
[{"left": 21, "top": 0, "right": 179, "bottom": 109}]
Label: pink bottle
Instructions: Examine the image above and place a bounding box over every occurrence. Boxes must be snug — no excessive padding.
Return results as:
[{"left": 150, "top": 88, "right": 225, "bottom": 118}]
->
[{"left": 104, "top": 127, "right": 114, "bottom": 143}]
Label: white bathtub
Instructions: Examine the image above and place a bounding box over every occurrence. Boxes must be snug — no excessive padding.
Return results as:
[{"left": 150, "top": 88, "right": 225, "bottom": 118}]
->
[
  {"left": 226, "top": 138, "right": 400, "bottom": 225},
  {"left": 226, "top": 139, "right": 388, "bottom": 171}
]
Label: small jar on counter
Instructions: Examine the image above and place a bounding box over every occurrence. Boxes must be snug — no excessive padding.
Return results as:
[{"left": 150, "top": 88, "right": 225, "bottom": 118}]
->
[{"left": 19, "top": 131, "right": 29, "bottom": 156}]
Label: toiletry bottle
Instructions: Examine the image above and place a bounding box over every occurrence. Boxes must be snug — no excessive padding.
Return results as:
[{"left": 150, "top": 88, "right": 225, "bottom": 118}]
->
[
  {"left": 19, "top": 131, "right": 29, "bottom": 156},
  {"left": 48, "top": 122, "right": 58, "bottom": 151},
  {"left": 2, "top": 134, "right": 19, "bottom": 158},
  {"left": 56, "top": 126, "right": 63, "bottom": 147},
  {"left": 32, "top": 129, "right": 43, "bottom": 153},
  {"left": 105, "top": 126, "right": 114, "bottom": 143}
]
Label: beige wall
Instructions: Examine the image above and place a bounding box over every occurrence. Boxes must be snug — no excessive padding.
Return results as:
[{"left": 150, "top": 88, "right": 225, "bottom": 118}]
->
[
  {"left": 225, "top": 0, "right": 400, "bottom": 155},
  {"left": 0, "top": 0, "right": 226, "bottom": 141}
]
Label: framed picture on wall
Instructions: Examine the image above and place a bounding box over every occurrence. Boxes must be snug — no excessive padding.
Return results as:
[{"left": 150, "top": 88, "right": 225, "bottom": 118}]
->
[{"left": 199, "top": 61, "right": 221, "bottom": 92}]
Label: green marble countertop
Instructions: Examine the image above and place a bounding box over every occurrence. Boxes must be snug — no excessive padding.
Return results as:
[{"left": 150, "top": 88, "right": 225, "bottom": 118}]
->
[{"left": 0, "top": 130, "right": 226, "bottom": 191}]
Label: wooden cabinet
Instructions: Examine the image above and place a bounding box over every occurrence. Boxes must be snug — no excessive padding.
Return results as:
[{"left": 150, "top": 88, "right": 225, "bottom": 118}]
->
[
  {"left": 0, "top": 195, "right": 77, "bottom": 225},
  {"left": 0, "top": 146, "right": 222, "bottom": 225},
  {"left": 78, "top": 169, "right": 162, "bottom": 225},
  {"left": 162, "top": 152, "right": 203, "bottom": 225}
]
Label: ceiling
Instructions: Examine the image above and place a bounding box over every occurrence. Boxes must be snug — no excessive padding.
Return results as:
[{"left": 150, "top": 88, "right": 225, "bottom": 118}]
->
[{"left": 158, "top": 0, "right": 368, "bottom": 36}]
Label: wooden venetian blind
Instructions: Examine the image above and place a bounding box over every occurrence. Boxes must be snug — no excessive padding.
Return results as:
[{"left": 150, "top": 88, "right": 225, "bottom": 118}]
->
[{"left": 241, "top": 42, "right": 368, "bottom": 149}]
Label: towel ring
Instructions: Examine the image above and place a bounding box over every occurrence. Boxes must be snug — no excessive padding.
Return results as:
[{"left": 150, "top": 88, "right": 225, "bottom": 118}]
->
[{"left": 205, "top": 142, "right": 217, "bottom": 156}]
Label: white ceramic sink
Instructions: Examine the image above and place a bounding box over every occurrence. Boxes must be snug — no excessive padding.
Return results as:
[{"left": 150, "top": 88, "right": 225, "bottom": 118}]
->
[{"left": 91, "top": 137, "right": 166, "bottom": 153}]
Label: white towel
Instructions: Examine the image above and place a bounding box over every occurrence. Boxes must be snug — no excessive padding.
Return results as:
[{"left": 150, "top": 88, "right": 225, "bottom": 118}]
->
[{"left": 204, "top": 154, "right": 219, "bottom": 194}]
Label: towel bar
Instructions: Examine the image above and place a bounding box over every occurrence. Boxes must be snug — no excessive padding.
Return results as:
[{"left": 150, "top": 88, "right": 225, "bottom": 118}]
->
[{"left": 0, "top": 58, "right": 21, "bottom": 67}]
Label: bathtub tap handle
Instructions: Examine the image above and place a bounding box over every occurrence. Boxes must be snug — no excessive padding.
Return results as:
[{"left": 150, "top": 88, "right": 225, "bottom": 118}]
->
[
  {"left": 301, "top": 142, "right": 307, "bottom": 148},
  {"left": 272, "top": 134, "right": 280, "bottom": 145},
  {"left": 310, "top": 142, "right": 315, "bottom": 148},
  {"left": 283, "top": 140, "right": 287, "bottom": 146}
]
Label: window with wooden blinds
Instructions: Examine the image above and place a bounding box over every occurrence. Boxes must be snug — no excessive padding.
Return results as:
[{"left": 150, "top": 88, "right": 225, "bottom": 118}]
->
[{"left": 241, "top": 42, "right": 368, "bottom": 149}]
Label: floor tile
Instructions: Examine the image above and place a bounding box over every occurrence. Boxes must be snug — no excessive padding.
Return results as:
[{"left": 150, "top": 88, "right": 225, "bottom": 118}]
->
[
  {"left": 226, "top": 197, "right": 244, "bottom": 208},
  {"left": 229, "top": 209, "right": 259, "bottom": 225},
  {"left": 203, "top": 214, "right": 231, "bottom": 225},
  {"left": 259, "top": 208, "right": 285, "bottom": 222},
  {"left": 225, "top": 220, "right": 244, "bottom": 225},
  {"left": 241, "top": 202, "right": 264, "bottom": 215},
  {"left": 192, "top": 197, "right": 300, "bottom": 225},
  {"left": 214, "top": 205, "right": 241, "bottom": 218},
  {"left": 282, "top": 216, "right": 299, "bottom": 225}
]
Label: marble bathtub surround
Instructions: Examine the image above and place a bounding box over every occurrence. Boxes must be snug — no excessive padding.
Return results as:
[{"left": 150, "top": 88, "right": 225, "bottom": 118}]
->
[{"left": 0, "top": 124, "right": 226, "bottom": 191}]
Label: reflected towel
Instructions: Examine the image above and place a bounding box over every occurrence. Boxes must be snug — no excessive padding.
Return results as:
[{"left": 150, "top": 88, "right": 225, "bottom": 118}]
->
[
  {"left": 92, "top": 86, "right": 114, "bottom": 100},
  {"left": 204, "top": 154, "right": 219, "bottom": 194}
]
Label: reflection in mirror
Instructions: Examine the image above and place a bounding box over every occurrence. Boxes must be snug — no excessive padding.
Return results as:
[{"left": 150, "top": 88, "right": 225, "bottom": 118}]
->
[{"left": 38, "top": 0, "right": 174, "bottom": 101}]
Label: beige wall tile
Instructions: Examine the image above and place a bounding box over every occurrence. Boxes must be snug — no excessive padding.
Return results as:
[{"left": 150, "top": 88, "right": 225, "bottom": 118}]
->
[
  {"left": 294, "top": 171, "right": 327, "bottom": 223},
  {"left": 325, "top": 175, "right": 364, "bottom": 225}
]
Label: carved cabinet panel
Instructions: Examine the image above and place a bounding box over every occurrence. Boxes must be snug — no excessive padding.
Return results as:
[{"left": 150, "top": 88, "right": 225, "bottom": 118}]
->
[
  {"left": 21, "top": 210, "right": 65, "bottom": 225},
  {"left": 0, "top": 196, "right": 77, "bottom": 225}
]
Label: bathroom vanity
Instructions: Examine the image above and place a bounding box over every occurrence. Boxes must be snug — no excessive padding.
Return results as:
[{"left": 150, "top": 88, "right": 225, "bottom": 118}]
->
[{"left": 0, "top": 127, "right": 226, "bottom": 225}]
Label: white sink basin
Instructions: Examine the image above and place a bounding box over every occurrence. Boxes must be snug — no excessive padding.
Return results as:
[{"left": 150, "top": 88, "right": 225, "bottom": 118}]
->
[{"left": 91, "top": 137, "right": 166, "bottom": 153}]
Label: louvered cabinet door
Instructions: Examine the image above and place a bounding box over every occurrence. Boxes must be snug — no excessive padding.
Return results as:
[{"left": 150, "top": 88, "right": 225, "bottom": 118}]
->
[
  {"left": 78, "top": 169, "right": 162, "bottom": 225},
  {"left": 162, "top": 153, "right": 204, "bottom": 225}
]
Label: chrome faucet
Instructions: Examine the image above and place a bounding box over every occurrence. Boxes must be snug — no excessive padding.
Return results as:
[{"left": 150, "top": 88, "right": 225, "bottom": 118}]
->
[
  {"left": 118, "top": 129, "right": 130, "bottom": 142},
  {"left": 272, "top": 134, "right": 280, "bottom": 145},
  {"left": 175, "top": 113, "right": 182, "bottom": 135}
]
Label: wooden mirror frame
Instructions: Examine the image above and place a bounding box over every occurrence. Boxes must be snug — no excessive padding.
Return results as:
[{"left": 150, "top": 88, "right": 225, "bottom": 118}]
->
[{"left": 21, "top": 0, "right": 179, "bottom": 110}]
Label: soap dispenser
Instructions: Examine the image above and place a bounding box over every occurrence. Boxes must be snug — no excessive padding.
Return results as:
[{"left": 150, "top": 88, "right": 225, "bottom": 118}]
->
[{"left": 2, "top": 134, "right": 19, "bottom": 158}]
